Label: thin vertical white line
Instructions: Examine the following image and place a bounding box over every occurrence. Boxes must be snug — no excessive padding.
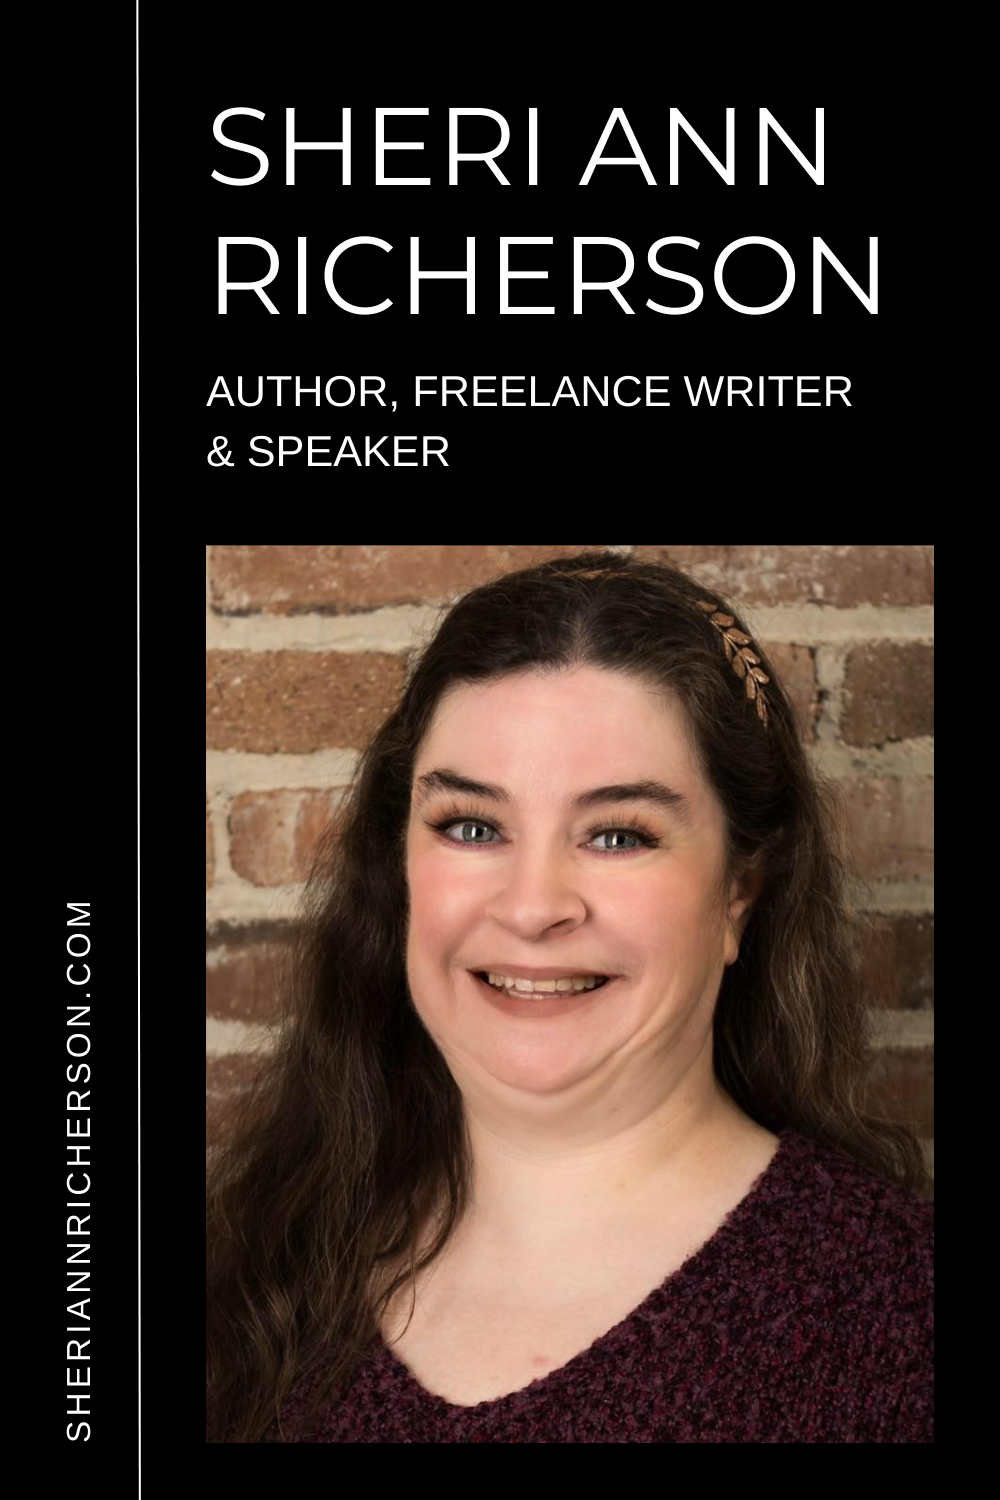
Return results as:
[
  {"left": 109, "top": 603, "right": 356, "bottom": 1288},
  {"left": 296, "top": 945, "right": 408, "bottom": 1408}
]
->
[{"left": 135, "top": 0, "right": 141, "bottom": 1485}]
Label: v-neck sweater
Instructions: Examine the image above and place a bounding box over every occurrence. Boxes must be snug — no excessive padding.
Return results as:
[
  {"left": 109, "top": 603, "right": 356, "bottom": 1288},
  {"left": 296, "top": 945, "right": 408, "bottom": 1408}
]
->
[{"left": 260, "top": 1126, "right": 933, "bottom": 1443}]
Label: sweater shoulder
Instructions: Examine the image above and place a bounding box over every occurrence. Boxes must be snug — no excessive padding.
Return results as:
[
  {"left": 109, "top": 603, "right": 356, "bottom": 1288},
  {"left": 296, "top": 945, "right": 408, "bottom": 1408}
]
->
[
  {"left": 775, "top": 1129, "right": 933, "bottom": 1275},
  {"left": 743, "top": 1129, "right": 933, "bottom": 1307},
  {"left": 748, "top": 1129, "right": 934, "bottom": 1442}
]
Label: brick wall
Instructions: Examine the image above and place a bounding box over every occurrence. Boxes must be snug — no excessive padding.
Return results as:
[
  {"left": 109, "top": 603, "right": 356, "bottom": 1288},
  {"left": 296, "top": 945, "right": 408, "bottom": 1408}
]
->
[{"left": 206, "top": 544, "right": 934, "bottom": 1187}]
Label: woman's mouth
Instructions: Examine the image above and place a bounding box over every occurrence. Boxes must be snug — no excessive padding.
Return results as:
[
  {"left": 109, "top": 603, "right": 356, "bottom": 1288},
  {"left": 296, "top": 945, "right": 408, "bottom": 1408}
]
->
[{"left": 468, "top": 970, "right": 620, "bottom": 1016}]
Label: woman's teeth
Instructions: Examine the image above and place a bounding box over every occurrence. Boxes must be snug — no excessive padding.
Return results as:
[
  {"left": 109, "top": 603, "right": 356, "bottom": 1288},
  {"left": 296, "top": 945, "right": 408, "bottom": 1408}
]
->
[{"left": 481, "top": 973, "right": 610, "bottom": 993}]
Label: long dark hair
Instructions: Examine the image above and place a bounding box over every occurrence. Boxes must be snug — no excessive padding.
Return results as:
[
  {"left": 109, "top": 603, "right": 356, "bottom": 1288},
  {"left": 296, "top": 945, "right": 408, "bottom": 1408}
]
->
[{"left": 206, "top": 548, "right": 931, "bottom": 1442}]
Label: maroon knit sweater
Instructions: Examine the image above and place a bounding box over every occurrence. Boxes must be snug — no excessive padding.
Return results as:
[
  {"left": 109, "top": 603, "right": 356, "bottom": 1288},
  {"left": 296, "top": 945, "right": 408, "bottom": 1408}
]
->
[{"left": 258, "top": 1126, "right": 933, "bottom": 1443}]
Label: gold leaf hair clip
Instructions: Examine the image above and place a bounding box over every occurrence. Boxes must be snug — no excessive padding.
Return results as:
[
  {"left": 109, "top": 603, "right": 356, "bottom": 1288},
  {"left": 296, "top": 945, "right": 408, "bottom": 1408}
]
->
[{"left": 695, "top": 599, "right": 771, "bottom": 729}]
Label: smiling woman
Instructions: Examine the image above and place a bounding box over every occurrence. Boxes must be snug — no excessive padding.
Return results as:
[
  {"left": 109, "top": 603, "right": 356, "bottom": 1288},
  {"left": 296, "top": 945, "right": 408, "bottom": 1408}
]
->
[{"left": 206, "top": 549, "right": 932, "bottom": 1444}]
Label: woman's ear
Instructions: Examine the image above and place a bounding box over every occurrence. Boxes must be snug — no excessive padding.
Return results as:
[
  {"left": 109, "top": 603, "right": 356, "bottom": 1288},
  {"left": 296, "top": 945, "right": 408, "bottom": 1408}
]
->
[{"left": 724, "top": 859, "right": 766, "bottom": 964}]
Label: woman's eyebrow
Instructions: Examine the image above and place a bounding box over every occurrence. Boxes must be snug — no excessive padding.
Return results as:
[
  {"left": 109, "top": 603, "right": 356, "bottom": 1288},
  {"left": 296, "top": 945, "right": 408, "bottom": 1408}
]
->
[{"left": 413, "top": 767, "right": 694, "bottom": 829}]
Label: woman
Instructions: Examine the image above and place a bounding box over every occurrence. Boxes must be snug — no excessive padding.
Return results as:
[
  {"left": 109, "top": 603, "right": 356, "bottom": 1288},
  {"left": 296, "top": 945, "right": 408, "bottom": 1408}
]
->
[{"left": 207, "top": 549, "right": 933, "bottom": 1443}]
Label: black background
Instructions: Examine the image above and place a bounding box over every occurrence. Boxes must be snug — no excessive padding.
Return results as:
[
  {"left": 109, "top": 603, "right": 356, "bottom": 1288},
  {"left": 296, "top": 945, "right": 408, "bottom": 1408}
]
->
[
  {"left": 141, "top": 20, "right": 889, "bottom": 493},
  {"left": 112, "top": 12, "right": 897, "bottom": 1471},
  {"left": 9, "top": 17, "right": 895, "bottom": 1482}
]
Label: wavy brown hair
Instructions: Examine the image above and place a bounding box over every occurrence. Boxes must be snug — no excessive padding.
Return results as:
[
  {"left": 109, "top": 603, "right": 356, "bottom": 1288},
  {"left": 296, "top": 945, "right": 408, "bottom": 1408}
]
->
[{"left": 206, "top": 548, "right": 931, "bottom": 1442}]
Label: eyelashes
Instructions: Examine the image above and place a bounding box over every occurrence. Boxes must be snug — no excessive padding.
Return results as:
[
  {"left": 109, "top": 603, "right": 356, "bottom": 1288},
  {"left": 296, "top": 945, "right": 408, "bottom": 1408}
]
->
[{"left": 423, "top": 803, "right": 663, "bottom": 858}]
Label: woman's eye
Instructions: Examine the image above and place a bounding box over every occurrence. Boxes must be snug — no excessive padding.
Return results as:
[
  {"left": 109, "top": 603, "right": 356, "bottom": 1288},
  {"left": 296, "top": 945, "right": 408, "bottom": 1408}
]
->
[
  {"left": 590, "top": 829, "right": 641, "bottom": 852},
  {"left": 430, "top": 816, "right": 654, "bottom": 856},
  {"left": 446, "top": 820, "right": 497, "bottom": 844}
]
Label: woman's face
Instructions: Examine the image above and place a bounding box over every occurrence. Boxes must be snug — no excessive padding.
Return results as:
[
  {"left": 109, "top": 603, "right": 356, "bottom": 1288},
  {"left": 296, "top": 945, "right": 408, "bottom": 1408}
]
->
[{"left": 404, "top": 667, "right": 755, "bottom": 1107}]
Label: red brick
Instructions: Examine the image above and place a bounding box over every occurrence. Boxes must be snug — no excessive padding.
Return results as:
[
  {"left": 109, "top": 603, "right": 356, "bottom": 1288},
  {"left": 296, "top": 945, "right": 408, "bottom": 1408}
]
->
[
  {"left": 206, "top": 921, "right": 296, "bottom": 1024},
  {"left": 858, "top": 913, "right": 934, "bottom": 1011},
  {"left": 633, "top": 545, "right": 934, "bottom": 607},
  {"left": 206, "top": 649, "right": 408, "bottom": 753},
  {"left": 841, "top": 643, "right": 934, "bottom": 745},
  {"left": 209, "top": 544, "right": 598, "bottom": 615},
  {"left": 210, "top": 545, "right": 934, "bottom": 615},
  {"left": 835, "top": 776, "right": 934, "bottom": 883},
  {"left": 228, "top": 787, "right": 344, "bottom": 887},
  {"left": 759, "top": 642, "right": 820, "bottom": 743}
]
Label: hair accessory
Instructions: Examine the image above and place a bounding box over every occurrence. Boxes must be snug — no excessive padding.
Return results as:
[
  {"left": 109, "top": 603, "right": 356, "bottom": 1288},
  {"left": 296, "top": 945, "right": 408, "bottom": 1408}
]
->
[{"left": 695, "top": 599, "right": 771, "bottom": 728}]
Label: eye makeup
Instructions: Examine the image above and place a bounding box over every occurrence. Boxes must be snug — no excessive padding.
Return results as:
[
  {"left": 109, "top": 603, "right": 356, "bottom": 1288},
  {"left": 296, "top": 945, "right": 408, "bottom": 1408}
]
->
[{"left": 423, "top": 802, "right": 663, "bottom": 858}]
